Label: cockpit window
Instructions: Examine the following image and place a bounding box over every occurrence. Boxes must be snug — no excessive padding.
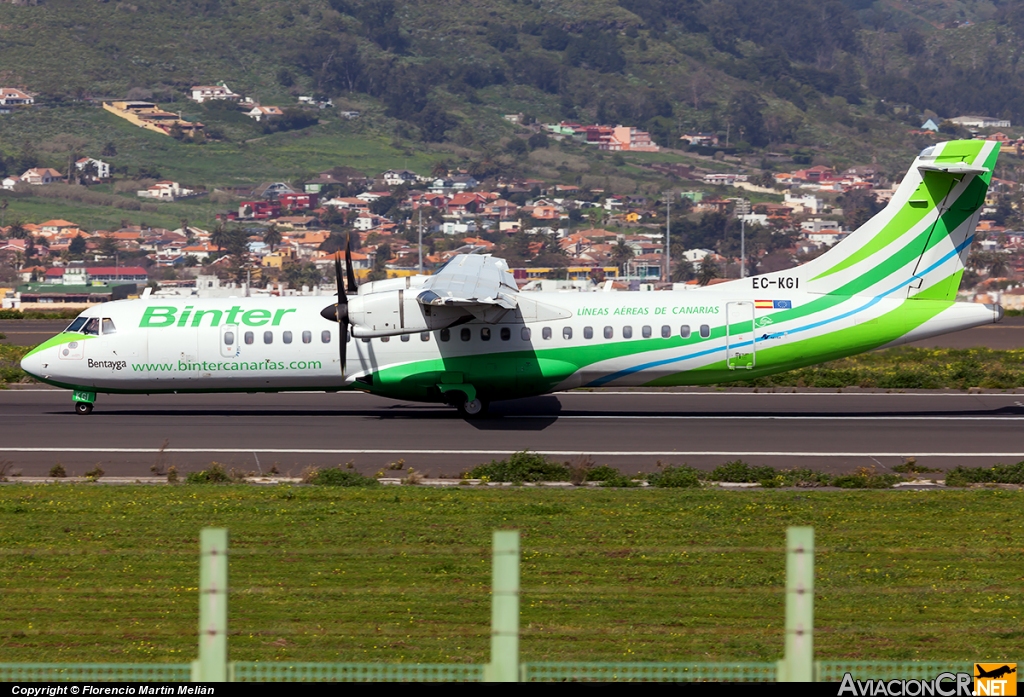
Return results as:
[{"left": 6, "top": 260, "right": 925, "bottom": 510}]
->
[
  {"left": 81, "top": 318, "right": 100, "bottom": 336},
  {"left": 102, "top": 318, "right": 116, "bottom": 335},
  {"left": 65, "top": 317, "right": 87, "bottom": 333}
]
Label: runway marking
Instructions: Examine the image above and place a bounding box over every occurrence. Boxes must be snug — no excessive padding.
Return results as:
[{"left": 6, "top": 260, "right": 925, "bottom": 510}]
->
[
  {"left": 521, "top": 416, "right": 1024, "bottom": 421},
  {"left": 1, "top": 448, "right": 1020, "bottom": 458}
]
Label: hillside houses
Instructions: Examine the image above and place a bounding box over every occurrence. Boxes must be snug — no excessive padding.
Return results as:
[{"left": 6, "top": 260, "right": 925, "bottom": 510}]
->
[{"left": 190, "top": 84, "right": 241, "bottom": 103}]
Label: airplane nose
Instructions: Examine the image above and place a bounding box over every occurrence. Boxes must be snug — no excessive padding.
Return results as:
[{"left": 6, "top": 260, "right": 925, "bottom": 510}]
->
[{"left": 20, "top": 347, "right": 44, "bottom": 377}]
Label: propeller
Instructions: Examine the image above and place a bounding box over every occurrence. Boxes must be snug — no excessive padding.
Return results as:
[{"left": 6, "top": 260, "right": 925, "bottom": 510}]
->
[{"left": 320, "top": 235, "right": 353, "bottom": 377}]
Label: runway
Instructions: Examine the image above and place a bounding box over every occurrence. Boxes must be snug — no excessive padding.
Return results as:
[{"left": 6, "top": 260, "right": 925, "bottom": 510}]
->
[{"left": 1, "top": 389, "right": 1022, "bottom": 477}]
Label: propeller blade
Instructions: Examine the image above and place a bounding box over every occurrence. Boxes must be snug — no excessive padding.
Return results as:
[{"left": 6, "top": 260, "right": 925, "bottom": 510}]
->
[
  {"left": 345, "top": 232, "right": 357, "bottom": 293},
  {"left": 334, "top": 251, "right": 347, "bottom": 378}
]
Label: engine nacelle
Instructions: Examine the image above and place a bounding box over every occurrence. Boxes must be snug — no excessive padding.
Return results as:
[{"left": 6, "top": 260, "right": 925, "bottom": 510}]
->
[{"left": 347, "top": 289, "right": 467, "bottom": 337}]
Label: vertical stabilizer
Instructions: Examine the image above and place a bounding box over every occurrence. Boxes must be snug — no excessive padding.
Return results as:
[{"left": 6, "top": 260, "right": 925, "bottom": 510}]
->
[{"left": 749, "top": 140, "right": 998, "bottom": 301}]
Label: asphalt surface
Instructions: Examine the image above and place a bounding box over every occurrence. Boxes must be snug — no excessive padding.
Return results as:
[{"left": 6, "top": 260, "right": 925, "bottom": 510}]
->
[
  {"left": 1, "top": 389, "right": 1022, "bottom": 477},
  {"left": 4, "top": 317, "right": 1024, "bottom": 349}
]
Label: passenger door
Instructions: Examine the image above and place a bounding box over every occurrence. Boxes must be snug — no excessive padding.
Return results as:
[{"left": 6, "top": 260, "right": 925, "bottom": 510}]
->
[{"left": 726, "top": 301, "right": 755, "bottom": 370}]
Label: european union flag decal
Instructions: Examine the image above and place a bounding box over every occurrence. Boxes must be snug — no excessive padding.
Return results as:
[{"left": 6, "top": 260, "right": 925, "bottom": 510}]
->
[{"left": 773, "top": 300, "right": 792, "bottom": 309}]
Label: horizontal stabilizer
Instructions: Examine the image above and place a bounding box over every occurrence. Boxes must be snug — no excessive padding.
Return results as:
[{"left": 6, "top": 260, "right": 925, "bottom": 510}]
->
[{"left": 917, "top": 162, "right": 989, "bottom": 175}]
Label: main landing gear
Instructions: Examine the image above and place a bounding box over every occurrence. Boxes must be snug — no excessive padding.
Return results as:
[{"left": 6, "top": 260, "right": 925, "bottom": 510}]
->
[{"left": 73, "top": 390, "right": 95, "bottom": 415}]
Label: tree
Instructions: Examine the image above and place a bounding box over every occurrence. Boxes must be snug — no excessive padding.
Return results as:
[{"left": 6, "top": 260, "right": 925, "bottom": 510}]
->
[
  {"left": 210, "top": 222, "right": 229, "bottom": 252},
  {"left": 263, "top": 224, "right": 282, "bottom": 252},
  {"left": 101, "top": 142, "right": 117, "bottom": 158},
  {"left": 728, "top": 92, "right": 768, "bottom": 148},
  {"left": 97, "top": 236, "right": 119, "bottom": 258},
  {"left": 610, "top": 239, "right": 635, "bottom": 274},
  {"left": 697, "top": 257, "right": 720, "bottom": 286},
  {"left": 69, "top": 234, "right": 87, "bottom": 257}
]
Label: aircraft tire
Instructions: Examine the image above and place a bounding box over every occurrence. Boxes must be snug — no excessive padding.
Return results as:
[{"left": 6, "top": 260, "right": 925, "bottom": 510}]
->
[
  {"left": 457, "top": 397, "right": 489, "bottom": 419},
  {"left": 75, "top": 401, "right": 94, "bottom": 415}
]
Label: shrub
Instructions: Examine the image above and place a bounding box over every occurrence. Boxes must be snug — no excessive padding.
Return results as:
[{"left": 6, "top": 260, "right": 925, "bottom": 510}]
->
[
  {"left": 945, "top": 461, "right": 1024, "bottom": 487},
  {"left": 468, "top": 451, "right": 570, "bottom": 482},
  {"left": 585, "top": 465, "right": 623, "bottom": 482},
  {"left": 83, "top": 465, "right": 104, "bottom": 480},
  {"left": 310, "top": 467, "right": 380, "bottom": 487},
  {"left": 186, "top": 463, "right": 232, "bottom": 483},
  {"left": 166, "top": 466, "right": 178, "bottom": 483},
  {"left": 709, "top": 460, "right": 778, "bottom": 483},
  {"left": 49, "top": 463, "right": 66, "bottom": 478},
  {"left": 830, "top": 468, "right": 901, "bottom": 489},
  {"left": 648, "top": 465, "right": 702, "bottom": 488}
]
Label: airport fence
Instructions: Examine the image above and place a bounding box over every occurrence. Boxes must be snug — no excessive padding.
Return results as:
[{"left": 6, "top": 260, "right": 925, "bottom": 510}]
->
[{"left": 0, "top": 528, "right": 988, "bottom": 683}]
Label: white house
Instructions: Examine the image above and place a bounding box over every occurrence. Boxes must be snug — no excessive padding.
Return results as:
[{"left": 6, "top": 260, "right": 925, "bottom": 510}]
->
[
  {"left": 75, "top": 157, "right": 110, "bottom": 180},
  {"left": 1, "top": 175, "right": 20, "bottom": 190},
  {"left": 189, "top": 83, "right": 241, "bottom": 103},
  {"left": 950, "top": 115, "right": 1011, "bottom": 129},
  {"left": 0, "top": 88, "right": 34, "bottom": 106},
  {"left": 20, "top": 168, "right": 62, "bottom": 185},
  {"left": 681, "top": 248, "right": 713, "bottom": 264},
  {"left": 784, "top": 193, "right": 824, "bottom": 215},
  {"left": 137, "top": 181, "right": 194, "bottom": 201},
  {"left": 246, "top": 106, "right": 284, "bottom": 121},
  {"left": 441, "top": 220, "right": 479, "bottom": 236},
  {"left": 381, "top": 169, "right": 419, "bottom": 186},
  {"left": 353, "top": 214, "right": 388, "bottom": 231}
]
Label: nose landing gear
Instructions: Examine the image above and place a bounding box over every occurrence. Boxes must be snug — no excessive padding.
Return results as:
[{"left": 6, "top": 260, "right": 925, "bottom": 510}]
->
[{"left": 72, "top": 389, "right": 96, "bottom": 415}]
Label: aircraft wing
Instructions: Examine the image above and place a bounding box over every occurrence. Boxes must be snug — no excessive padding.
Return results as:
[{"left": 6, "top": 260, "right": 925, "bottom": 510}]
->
[{"left": 416, "top": 254, "right": 519, "bottom": 310}]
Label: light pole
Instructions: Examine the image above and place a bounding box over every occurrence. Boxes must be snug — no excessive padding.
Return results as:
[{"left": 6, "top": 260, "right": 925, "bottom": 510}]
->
[
  {"left": 418, "top": 207, "right": 423, "bottom": 274},
  {"left": 740, "top": 217, "right": 746, "bottom": 279},
  {"left": 664, "top": 191, "right": 672, "bottom": 284}
]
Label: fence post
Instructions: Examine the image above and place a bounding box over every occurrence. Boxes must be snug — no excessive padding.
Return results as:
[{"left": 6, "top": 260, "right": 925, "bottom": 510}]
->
[
  {"left": 484, "top": 530, "right": 520, "bottom": 682},
  {"left": 192, "top": 528, "right": 229, "bottom": 682},
  {"left": 779, "top": 526, "right": 814, "bottom": 682}
]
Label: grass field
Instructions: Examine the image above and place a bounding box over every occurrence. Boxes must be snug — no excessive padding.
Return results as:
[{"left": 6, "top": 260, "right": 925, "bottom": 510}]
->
[{"left": 0, "top": 486, "right": 1021, "bottom": 664}]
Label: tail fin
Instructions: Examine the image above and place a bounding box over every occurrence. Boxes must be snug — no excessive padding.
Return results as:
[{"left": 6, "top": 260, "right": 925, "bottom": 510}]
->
[{"left": 755, "top": 140, "right": 998, "bottom": 300}]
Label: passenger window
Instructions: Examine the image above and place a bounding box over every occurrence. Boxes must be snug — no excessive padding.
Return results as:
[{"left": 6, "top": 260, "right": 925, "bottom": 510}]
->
[
  {"left": 563, "top": 327, "right": 573, "bottom": 340},
  {"left": 244, "top": 331, "right": 254, "bottom": 345},
  {"left": 542, "top": 327, "right": 552, "bottom": 340},
  {"left": 283, "top": 331, "right": 293, "bottom": 344},
  {"left": 302, "top": 330, "right": 312, "bottom": 344},
  {"left": 381, "top": 336, "right": 390, "bottom": 342},
  {"left": 481, "top": 327, "right": 491, "bottom": 341},
  {"left": 440, "top": 329, "right": 450, "bottom": 342},
  {"left": 500, "top": 327, "right": 511, "bottom": 341},
  {"left": 224, "top": 331, "right": 235, "bottom": 345},
  {"left": 604, "top": 326, "right": 613, "bottom": 339},
  {"left": 642, "top": 325, "right": 652, "bottom": 338},
  {"left": 623, "top": 326, "right": 633, "bottom": 339},
  {"left": 264, "top": 331, "right": 273, "bottom": 344},
  {"left": 321, "top": 330, "right": 331, "bottom": 343},
  {"left": 661, "top": 325, "right": 671, "bottom": 338},
  {"left": 521, "top": 327, "right": 532, "bottom": 341},
  {"left": 680, "top": 325, "right": 691, "bottom": 338},
  {"left": 82, "top": 318, "right": 100, "bottom": 336},
  {"left": 461, "top": 328, "right": 471, "bottom": 341},
  {"left": 400, "top": 334, "right": 410, "bottom": 342},
  {"left": 361, "top": 337, "right": 370, "bottom": 343},
  {"left": 583, "top": 326, "right": 593, "bottom": 340},
  {"left": 65, "top": 317, "right": 87, "bottom": 333},
  {"left": 700, "top": 324, "right": 710, "bottom": 338},
  {"left": 101, "top": 318, "right": 116, "bottom": 335},
  {"left": 420, "top": 332, "right": 430, "bottom": 342}
]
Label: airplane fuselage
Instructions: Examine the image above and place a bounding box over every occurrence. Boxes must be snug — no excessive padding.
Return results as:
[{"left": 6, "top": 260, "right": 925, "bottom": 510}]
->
[{"left": 20, "top": 287, "right": 1001, "bottom": 406}]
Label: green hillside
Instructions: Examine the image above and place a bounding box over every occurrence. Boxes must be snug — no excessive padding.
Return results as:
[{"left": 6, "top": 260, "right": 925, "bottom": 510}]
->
[{"left": 1, "top": 0, "right": 1024, "bottom": 229}]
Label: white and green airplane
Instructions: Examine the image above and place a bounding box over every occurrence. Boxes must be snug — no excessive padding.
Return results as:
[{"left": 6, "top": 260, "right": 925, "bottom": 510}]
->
[{"left": 21, "top": 140, "right": 1003, "bottom": 416}]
